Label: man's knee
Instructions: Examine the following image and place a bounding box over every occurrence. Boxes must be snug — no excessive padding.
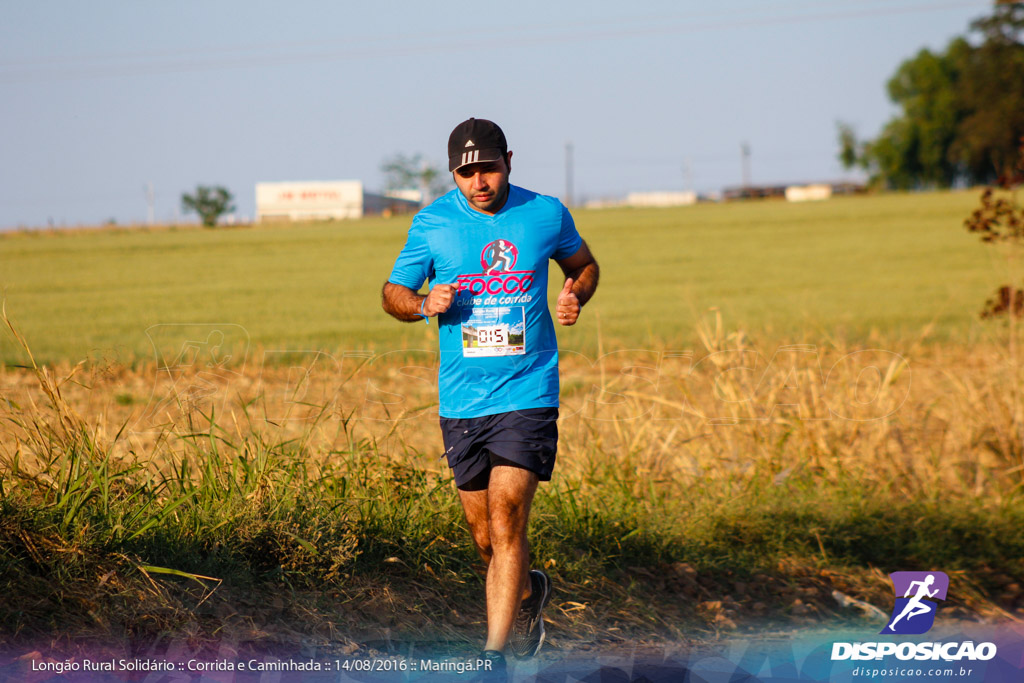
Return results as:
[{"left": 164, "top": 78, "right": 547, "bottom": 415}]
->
[
  {"left": 487, "top": 499, "right": 530, "bottom": 548},
  {"left": 487, "top": 467, "right": 538, "bottom": 545},
  {"left": 467, "top": 518, "right": 493, "bottom": 555}
]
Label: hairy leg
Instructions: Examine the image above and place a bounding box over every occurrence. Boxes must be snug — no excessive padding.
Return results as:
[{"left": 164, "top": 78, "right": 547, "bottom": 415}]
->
[
  {"left": 481, "top": 465, "right": 538, "bottom": 651},
  {"left": 458, "top": 485, "right": 492, "bottom": 565}
]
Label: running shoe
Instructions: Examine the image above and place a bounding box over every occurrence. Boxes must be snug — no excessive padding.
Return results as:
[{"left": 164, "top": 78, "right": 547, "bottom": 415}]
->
[{"left": 509, "top": 569, "right": 552, "bottom": 659}]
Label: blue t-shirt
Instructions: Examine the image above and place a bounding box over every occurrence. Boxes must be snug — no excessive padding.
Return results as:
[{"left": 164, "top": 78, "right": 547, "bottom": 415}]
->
[{"left": 388, "top": 184, "right": 583, "bottom": 419}]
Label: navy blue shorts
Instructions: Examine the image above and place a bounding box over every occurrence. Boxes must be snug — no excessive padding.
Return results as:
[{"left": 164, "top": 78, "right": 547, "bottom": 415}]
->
[{"left": 440, "top": 407, "right": 558, "bottom": 490}]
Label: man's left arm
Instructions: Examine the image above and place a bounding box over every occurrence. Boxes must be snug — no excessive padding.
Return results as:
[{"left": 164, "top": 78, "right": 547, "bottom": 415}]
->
[{"left": 554, "top": 240, "right": 599, "bottom": 326}]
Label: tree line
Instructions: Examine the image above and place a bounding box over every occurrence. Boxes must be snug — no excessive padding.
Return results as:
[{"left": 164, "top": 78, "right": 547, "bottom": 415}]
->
[{"left": 841, "top": 2, "right": 1024, "bottom": 189}]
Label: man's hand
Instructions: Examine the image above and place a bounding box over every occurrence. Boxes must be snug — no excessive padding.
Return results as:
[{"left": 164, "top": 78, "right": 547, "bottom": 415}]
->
[
  {"left": 423, "top": 283, "right": 457, "bottom": 317},
  {"left": 556, "top": 278, "right": 580, "bottom": 326}
]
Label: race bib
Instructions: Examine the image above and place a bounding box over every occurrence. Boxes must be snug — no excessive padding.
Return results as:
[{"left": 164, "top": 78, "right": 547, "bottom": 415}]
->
[{"left": 461, "top": 306, "right": 526, "bottom": 357}]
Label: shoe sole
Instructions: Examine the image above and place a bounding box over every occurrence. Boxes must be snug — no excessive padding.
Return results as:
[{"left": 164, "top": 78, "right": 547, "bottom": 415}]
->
[
  {"left": 524, "top": 570, "right": 552, "bottom": 658},
  {"left": 533, "top": 621, "right": 546, "bottom": 658}
]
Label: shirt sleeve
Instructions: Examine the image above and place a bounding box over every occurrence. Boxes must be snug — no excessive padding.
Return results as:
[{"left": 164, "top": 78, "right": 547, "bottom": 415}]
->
[
  {"left": 552, "top": 204, "right": 583, "bottom": 260},
  {"left": 388, "top": 218, "right": 434, "bottom": 290}
]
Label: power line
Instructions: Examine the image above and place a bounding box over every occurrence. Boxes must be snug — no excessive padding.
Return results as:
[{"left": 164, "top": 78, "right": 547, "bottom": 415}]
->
[
  {"left": 0, "top": 0, "right": 936, "bottom": 69},
  {"left": 0, "top": 0, "right": 987, "bottom": 85}
]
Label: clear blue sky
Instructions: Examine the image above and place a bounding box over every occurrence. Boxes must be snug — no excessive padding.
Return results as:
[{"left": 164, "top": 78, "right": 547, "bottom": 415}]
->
[{"left": 0, "top": 0, "right": 992, "bottom": 227}]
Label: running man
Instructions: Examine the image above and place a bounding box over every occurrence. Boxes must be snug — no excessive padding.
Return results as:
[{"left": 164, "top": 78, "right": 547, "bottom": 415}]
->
[
  {"left": 888, "top": 574, "right": 940, "bottom": 631},
  {"left": 483, "top": 239, "right": 516, "bottom": 274},
  {"left": 381, "top": 118, "right": 599, "bottom": 671}
]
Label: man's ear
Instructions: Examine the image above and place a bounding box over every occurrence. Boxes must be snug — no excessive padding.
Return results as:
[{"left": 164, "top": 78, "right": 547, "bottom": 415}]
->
[{"left": 505, "top": 151, "right": 513, "bottom": 174}]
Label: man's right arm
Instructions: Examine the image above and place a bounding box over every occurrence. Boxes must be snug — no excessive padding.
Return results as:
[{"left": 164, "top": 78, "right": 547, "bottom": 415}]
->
[{"left": 381, "top": 281, "right": 456, "bottom": 322}]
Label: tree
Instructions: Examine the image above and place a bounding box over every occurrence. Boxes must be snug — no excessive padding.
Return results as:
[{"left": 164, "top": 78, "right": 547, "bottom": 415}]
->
[
  {"left": 181, "top": 185, "right": 235, "bottom": 228},
  {"left": 380, "top": 153, "right": 450, "bottom": 204},
  {"left": 953, "top": 4, "right": 1024, "bottom": 181},
  {"left": 846, "top": 2, "right": 1024, "bottom": 188},
  {"left": 846, "top": 41, "right": 969, "bottom": 189},
  {"left": 837, "top": 122, "right": 860, "bottom": 171}
]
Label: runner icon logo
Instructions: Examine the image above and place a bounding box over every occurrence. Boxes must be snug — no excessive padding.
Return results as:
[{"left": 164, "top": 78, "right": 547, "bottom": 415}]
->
[
  {"left": 481, "top": 240, "right": 519, "bottom": 274},
  {"left": 880, "top": 571, "right": 949, "bottom": 635}
]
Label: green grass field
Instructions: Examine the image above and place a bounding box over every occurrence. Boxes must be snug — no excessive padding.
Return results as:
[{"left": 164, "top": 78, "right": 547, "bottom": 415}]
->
[{"left": 0, "top": 190, "right": 1003, "bottom": 366}]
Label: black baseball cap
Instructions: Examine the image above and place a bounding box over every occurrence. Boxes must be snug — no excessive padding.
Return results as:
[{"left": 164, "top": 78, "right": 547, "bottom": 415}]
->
[{"left": 448, "top": 118, "right": 508, "bottom": 172}]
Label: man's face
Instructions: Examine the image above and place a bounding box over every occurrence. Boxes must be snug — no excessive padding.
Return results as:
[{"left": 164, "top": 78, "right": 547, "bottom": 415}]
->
[{"left": 453, "top": 152, "right": 512, "bottom": 215}]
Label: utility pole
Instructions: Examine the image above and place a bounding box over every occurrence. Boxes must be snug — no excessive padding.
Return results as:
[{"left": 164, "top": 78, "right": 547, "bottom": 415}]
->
[
  {"left": 144, "top": 182, "right": 155, "bottom": 225},
  {"left": 741, "top": 142, "right": 751, "bottom": 190},
  {"left": 565, "top": 142, "right": 574, "bottom": 208}
]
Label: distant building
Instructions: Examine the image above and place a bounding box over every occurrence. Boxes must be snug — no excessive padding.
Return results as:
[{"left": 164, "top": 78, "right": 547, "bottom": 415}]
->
[
  {"left": 584, "top": 191, "right": 700, "bottom": 210},
  {"left": 625, "top": 191, "right": 698, "bottom": 208},
  {"left": 785, "top": 184, "right": 833, "bottom": 202},
  {"left": 724, "top": 181, "right": 866, "bottom": 202},
  {"left": 384, "top": 189, "right": 424, "bottom": 204},
  {"left": 255, "top": 181, "right": 420, "bottom": 222},
  {"left": 828, "top": 182, "right": 867, "bottom": 196},
  {"left": 722, "top": 184, "right": 789, "bottom": 201}
]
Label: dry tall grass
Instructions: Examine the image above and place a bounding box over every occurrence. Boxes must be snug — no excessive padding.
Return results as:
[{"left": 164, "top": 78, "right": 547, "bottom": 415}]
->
[{"left": 5, "top": 314, "right": 1019, "bottom": 503}]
